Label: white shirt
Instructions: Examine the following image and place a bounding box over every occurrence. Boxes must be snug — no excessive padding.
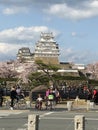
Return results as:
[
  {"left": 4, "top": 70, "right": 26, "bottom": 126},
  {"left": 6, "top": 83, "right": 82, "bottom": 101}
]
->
[{"left": 37, "top": 97, "right": 43, "bottom": 102}]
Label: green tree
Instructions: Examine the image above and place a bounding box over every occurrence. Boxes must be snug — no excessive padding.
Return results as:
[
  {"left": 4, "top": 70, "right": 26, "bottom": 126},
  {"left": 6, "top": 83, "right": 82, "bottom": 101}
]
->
[
  {"left": 28, "top": 60, "right": 60, "bottom": 88},
  {"left": 36, "top": 60, "right": 60, "bottom": 87},
  {"left": 28, "top": 72, "right": 49, "bottom": 88}
]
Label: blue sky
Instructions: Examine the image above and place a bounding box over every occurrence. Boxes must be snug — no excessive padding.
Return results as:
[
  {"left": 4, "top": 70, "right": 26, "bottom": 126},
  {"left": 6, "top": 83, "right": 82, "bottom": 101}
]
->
[{"left": 0, "top": 0, "right": 98, "bottom": 65}]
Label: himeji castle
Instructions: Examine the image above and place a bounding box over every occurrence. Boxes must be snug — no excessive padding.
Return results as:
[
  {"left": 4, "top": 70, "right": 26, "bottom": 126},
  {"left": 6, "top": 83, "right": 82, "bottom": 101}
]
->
[
  {"left": 34, "top": 32, "right": 60, "bottom": 64},
  {"left": 16, "top": 32, "right": 85, "bottom": 74},
  {"left": 17, "top": 32, "right": 60, "bottom": 64}
]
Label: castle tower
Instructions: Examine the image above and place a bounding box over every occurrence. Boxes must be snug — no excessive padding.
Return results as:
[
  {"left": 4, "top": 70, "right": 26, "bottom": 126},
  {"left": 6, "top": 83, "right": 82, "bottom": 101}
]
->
[
  {"left": 17, "top": 47, "right": 34, "bottom": 62},
  {"left": 34, "top": 32, "right": 60, "bottom": 64}
]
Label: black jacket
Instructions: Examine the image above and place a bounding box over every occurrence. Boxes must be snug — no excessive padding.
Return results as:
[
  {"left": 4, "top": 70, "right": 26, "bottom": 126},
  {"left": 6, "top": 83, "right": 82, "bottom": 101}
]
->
[
  {"left": 0, "top": 88, "right": 3, "bottom": 98},
  {"left": 10, "top": 90, "right": 17, "bottom": 99}
]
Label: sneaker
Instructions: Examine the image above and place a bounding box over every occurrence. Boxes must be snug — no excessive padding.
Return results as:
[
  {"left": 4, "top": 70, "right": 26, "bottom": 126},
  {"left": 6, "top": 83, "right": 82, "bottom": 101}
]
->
[{"left": 10, "top": 107, "right": 13, "bottom": 110}]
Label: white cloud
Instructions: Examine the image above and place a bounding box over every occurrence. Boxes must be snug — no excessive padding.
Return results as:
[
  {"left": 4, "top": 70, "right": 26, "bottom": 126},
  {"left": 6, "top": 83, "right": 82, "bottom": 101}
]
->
[
  {"left": 0, "top": 42, "right": 22, "bottom": 61},
  {"left": 87, "top": 0, "right": 98, "bottom": 8},
  {"left": 3, "top": 8, "right": 14, "bottom": 15},
  {"left": 60, "top": 47, "right": 98, "bottom": 64},
  {"left": 71, "top": 32, "right": 87, "bottom": 38},
  {"left": 71, "top": 32, "right": 77, "bottom": 37},
  {"left": 2, "top": 6, "right": 28, "bottom": 15},
  {"left": 1, "top": 0, "right": 98, "bottom": 20},
  {"left": 0, "top": 26, "right": 59, "bottom": 44},
  {"left": 0, "top": 43, "right": 21, "bottom": 53},
  {"left": 44, "top": 0, "right": 98, "bottom": 20}
]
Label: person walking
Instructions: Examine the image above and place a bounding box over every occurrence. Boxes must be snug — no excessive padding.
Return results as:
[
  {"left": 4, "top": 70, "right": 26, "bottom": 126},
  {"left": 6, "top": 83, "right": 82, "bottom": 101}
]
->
[
  {"left": 0, "top": 87, "right": 3, "bottom": 107},
  {"left": 54, "top": 88, "right": 60, "bottom": 104},
  {"left": 10, "top": 86, "right": 17, "bottom": 110}
]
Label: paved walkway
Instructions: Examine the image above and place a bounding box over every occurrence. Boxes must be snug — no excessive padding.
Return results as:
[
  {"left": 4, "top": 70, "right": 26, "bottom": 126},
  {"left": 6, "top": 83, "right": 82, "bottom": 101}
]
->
[{"left": 0, "top": 100, "right": 98, "bottom": 112}]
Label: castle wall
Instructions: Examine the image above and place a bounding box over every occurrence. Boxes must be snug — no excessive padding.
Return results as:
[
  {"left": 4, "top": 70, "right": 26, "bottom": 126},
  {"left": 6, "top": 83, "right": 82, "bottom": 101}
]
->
[{"left": 34, "top": 56, "right": 59, "bottom": 65}]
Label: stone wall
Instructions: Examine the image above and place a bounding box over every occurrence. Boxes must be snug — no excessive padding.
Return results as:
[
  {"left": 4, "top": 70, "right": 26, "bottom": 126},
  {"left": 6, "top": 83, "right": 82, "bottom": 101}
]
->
[{"left": 34, "top": 57, "right": 59, "bottom": 65}]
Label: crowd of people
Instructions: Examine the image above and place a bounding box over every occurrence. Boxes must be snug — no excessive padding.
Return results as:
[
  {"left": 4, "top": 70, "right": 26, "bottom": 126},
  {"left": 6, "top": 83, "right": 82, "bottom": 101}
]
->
[
  {"left": 35, "top": 87, "right": 60, "bottom": 110},
  {"left": 0, "top": 84, "right": 98, "bottom": 110},
  {"left": 34, "top": 85, "right": 98, "bottom": 110},
  {"left": 60, "top": 85, "right": 98, "bottom": 104}
]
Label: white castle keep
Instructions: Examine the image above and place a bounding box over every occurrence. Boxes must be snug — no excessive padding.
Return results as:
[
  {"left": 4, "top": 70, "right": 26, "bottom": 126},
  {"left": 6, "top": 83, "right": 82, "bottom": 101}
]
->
[{"left": 17, "top": 32, "right": 60, "bottom": 64}]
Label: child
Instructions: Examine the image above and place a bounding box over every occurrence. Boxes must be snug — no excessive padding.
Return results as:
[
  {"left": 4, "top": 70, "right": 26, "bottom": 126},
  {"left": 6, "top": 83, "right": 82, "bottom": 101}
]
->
[{"left": 35, "top": 94, "right": 43, "bottom": 110}]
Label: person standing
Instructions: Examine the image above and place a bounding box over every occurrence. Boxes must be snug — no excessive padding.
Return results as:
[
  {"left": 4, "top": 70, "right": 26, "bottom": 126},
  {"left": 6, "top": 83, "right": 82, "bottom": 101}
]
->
[
  {"left": 0, "top": 87, "right": 3, "bottom": 107},
  {"left": 10, "top": 86, "right": 17, "bottom": 110},
  {"left": 92, "top": 89, "right": 98, "bottom": 104},
  {"left": 16, "top": 86, "right": 21, "bottom": 101},
  {"left": 54, "top": 88, "right": 60, "bottom": 104},
  {"left": 48, "top": 89, "right": 55, "bottom": 110},
  {"left": 45, "top": 88, "right": 50, "bottom": 98}
]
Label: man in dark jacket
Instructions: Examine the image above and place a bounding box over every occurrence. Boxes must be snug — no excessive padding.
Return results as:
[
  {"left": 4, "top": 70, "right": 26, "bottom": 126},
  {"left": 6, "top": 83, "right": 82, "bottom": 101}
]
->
[
  {"left": 0, "top": 87, "right": 3, "bottom": 107},
  {"left": 10, "top": 86, "right": 17, "bottom": 110}
]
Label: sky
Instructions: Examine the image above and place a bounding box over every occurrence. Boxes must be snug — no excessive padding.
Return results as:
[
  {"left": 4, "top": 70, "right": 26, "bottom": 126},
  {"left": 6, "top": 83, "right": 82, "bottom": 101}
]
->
[{"left": 0, "top": 0, "right": 98, "bottom": 65}]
